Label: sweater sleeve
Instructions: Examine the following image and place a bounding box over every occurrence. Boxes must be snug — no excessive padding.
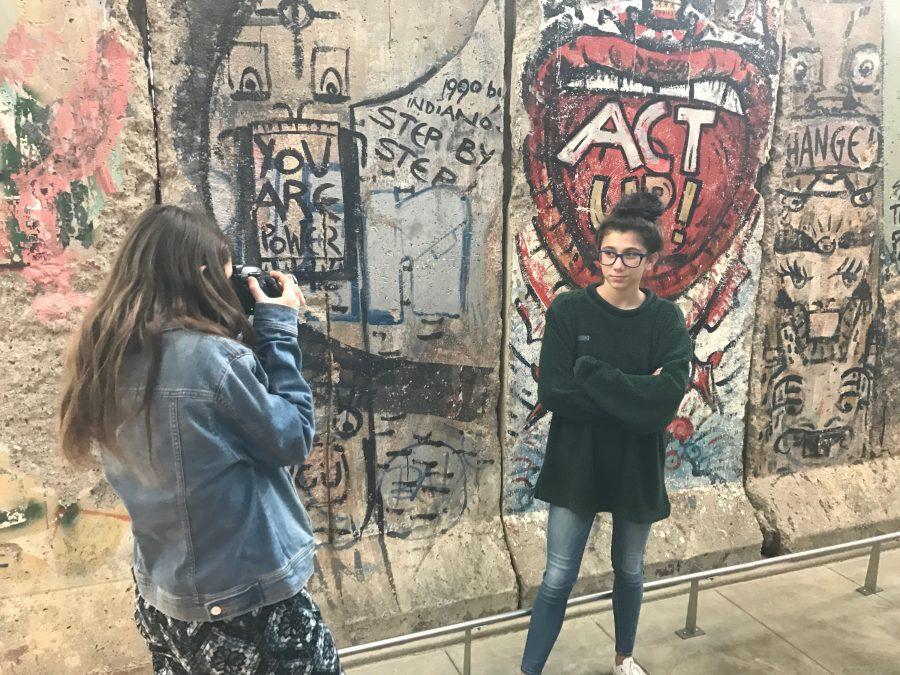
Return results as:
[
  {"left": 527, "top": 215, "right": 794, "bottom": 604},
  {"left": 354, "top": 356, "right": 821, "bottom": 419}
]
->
[
  {"left": 573, "top": 303, "right": 692, "bottom": 433},
  {"left": 537, "top": 298, "right": 612, "bottom": 423}
]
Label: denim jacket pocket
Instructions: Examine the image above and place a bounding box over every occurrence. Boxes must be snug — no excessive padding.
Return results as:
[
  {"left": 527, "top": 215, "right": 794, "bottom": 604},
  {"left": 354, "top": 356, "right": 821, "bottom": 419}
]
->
[{"left": 204, "top": 581, "right": 264, "bottom": 621}]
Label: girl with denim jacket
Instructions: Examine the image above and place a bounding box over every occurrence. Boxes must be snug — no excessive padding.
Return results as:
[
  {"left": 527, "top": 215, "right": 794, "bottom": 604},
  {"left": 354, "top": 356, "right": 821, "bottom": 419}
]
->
[{"left": 59, "top": 206, "right": 341, "bottom": 674}]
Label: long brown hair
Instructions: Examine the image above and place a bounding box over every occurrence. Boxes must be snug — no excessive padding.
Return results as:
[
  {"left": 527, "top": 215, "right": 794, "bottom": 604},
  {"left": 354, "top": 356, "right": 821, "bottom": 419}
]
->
[{"left": 59, "top": 205, "right": 253, "bottom": 465}]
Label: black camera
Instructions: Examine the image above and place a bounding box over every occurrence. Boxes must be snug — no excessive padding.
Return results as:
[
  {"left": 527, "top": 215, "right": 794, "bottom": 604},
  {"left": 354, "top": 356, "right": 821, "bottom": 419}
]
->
[{"left": 231, "top": 265, "right": 291, "bottom": 315}]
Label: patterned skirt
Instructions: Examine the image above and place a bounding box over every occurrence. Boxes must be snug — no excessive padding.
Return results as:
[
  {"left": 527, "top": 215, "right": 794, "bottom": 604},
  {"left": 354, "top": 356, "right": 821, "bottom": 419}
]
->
[{"left": 134, "top": 587, "right": 343, "bottom": 674}]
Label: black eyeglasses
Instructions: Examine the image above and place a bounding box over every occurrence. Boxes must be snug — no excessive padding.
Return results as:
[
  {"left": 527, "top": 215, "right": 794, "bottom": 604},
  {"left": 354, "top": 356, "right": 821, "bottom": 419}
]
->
[{"left": 598, "top": 249, "right": 648, "bottom": 268}]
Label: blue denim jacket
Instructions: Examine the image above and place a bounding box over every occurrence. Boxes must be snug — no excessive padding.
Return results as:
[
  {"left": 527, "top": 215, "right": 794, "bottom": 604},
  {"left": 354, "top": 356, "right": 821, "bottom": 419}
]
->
[{"left": 103, "top": 304, "right": 316, "bottom": 622}]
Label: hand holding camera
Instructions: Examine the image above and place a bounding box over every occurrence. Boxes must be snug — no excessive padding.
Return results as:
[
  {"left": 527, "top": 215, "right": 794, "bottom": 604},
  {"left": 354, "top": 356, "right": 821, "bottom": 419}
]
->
[
  {"left": 249, "top": 270, "right": 305, "bottom": 310},
  {"left": 232, "top": 266, "right": 306, "bottom": 315}
]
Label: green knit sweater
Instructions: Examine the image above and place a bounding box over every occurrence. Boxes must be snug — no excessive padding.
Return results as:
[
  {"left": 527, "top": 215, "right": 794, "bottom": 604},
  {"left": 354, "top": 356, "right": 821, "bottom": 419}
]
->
[{"left": 532, "top": 283, "right": 693, "bottom": 522}]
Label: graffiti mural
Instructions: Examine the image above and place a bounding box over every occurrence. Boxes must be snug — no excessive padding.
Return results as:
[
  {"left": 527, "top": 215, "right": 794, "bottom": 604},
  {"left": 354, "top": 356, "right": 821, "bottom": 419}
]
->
[
  {"left": 755, "top": 0, "right": 883, "bottom": 471},
  {"left": 163, "top": 0, "right": 504, "bottom": 550},
  {"left": 0, "top": 443, "right": 131, "bottom": 587},
  {"left": 506, "top": 0, "right": 781, "bottom": 512},
  {"left": 0, "top": 10, "right": 132, "bottom": 323}
]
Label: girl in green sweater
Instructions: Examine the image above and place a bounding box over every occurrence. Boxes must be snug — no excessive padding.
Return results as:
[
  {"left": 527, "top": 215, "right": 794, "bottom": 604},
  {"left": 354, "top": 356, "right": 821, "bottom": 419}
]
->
[{"left": 520, "top": 192, "right": 693, "bottom": 675}]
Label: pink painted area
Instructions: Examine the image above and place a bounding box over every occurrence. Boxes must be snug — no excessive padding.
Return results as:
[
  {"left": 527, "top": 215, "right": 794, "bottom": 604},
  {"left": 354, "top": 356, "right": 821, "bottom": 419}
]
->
[
  {"left": 95, "top": 164, "right": 117, "bottom": 195},
  {"left": 2, "top": 29, "right": 133, "bottom": 323},
  {"left": 13, "top": 32, "right": 132, "bottom": 263},
  {"left": 0, "top": 24, "right": 49, "bottom": 260},
  {"left": 0, "top": 200, "right": 11, "bottom": 263},
  {"left": 0, "top": 23, "right": 48, "bottom": 82},
  {"left": 78, "top": 508, "right": 132, "bottom": 522},
  {"left": 19, "top": 252, "right": 73, "bottom": 287},
  {"left": 31, "top": 289, "right": 95, "bottom": 323},
  {"left": 19, "top": 249, "right": 92, "bottom": 323}
]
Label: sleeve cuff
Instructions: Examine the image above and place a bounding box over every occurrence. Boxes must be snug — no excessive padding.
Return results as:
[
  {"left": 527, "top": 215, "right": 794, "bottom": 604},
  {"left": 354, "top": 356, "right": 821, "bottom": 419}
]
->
[
  {"left": 574, "top": 356, "right": 612, "bottom": 379},
  {"left": 251, "top": 303, "right": 300, "bottom": 335}
]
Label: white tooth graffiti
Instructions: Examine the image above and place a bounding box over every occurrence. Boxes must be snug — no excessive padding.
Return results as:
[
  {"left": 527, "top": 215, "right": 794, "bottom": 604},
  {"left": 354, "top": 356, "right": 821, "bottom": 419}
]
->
[
  {"left": 658, "top": 83, "right": 691, "bottom": 98},
  {"left": 581, "top": 71, "right": 619, "bottom": 92},
  {"left": 568, "top": 72, "right": 744, "bottom": 116},
  {"left": 617, "top": 75, "right": 655, "bottom": 97},
  {"left": 691, "top": 79, "right": 744, "bottom": 115}
]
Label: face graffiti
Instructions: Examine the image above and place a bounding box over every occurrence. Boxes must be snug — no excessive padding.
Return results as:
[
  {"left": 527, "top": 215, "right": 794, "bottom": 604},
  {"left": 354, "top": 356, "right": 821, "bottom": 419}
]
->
[
  {"left": 768, "top": 209, "right": 877, "bottom": 461},
  {"left": 783, "top": 0, "right": 881, "bottom": 118},
  {"left": 522, "top": 1, "right": 775, "bottom": 302},
  {"left": 778, "top": 0, "right": 881, "bottom": 213},
  {"left": 761, "top": 0, "right": 883, "bottom": 469},
  {"left": 773, "top": 199, "right": 875, "bottom": 365}
]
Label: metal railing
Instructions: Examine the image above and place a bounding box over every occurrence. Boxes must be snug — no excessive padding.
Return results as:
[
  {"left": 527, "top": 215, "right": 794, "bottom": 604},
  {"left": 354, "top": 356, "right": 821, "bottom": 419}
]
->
[{"left": 338, "top": 531, "right": 899, "bottom": 673}]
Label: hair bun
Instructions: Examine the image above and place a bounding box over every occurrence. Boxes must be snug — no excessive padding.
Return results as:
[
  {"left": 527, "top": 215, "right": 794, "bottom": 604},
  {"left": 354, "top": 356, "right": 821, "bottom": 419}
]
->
[{"left": 611, "top": 191, "right": 665, "bottom": 221}]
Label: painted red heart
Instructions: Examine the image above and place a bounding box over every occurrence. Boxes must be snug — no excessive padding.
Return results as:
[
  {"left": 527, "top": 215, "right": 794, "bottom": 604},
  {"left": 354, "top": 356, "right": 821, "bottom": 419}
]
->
[{"left": 524, "top": 34, "right": 773, "bottom": 300}]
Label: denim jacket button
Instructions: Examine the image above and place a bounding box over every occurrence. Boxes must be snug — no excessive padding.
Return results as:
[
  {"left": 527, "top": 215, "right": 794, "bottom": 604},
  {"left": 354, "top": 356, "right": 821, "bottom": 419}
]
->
[{"left": 210, "top": 606, "right": 222, "bottom": 617}]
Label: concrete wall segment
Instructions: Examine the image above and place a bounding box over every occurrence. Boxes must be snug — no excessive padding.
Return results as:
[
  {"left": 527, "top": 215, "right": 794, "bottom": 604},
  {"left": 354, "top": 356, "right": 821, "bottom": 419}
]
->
[{"left": 145, "top": 0, "right": 517, "bottom": 643}]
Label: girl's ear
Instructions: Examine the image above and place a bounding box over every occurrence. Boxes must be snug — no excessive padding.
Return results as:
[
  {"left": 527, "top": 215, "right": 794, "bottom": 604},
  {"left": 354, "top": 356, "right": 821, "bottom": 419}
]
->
[{"left": 645, "top": 252, "right": 660, "bottom": 269}]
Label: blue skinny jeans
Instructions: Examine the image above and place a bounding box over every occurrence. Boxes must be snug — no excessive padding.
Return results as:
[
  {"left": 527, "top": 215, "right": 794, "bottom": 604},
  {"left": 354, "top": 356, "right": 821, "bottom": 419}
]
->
[{"left": 521, "top": 506, "right": 652, "bottom": 674}]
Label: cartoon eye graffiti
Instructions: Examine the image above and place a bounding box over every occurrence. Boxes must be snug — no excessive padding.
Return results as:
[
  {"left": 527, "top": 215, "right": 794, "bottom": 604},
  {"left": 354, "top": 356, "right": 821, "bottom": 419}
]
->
[
  {"left": 332, "top": 405, "right": 362, "bottom": 439},
  {"left": 787, "top": 49, "right": 820, "bottom": 89},
  {"left": 240, "top": 67, "right": 264, "bottom": 94},
  {"left": 830, "top": 259, "right": 865, "bottom": 288},
  {"left": 815, "top": 235, "right": 836, "bottom": 255},
  {"left": 227, "top": 42, "right": 271, "bottom": 101},
  {"left": 851, "top": 186, "right": 874, "bottom": 207},
  {"left": 312, "top": 46, "right": 349, "bottom": 103},
  {"left": 320, "top": 68, "right": 344, "bottom": 98},
  {"left": 772, "top": 374, "right": 804, "bottom": 416},
  {"left": 778, "top": 260, "right": 812, "bottom": 290},
  {"left": 848, "top": 45, "right": 880, "bottom": 91},
  {"left": 836, "top": 367, "right": 872, "bottom": 414},
  {"left": 781, "top": 192, "right": 808, "bottom": 212}
]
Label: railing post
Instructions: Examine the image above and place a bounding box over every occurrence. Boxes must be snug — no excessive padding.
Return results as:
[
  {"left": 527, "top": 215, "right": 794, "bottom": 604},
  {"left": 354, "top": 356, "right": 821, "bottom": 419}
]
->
[
  {"left": 857, "top": 541, "right": 882, "bottom": 596},
  {"left": 675, "top": 579, "right": 706, "bottom": 639},
  {"left": 463, "top": 627, "right": 472, "bottom": 675}
]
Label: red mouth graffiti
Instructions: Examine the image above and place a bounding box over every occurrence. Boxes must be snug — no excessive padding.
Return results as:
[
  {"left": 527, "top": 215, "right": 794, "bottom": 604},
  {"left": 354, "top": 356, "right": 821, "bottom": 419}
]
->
[{"left": 524, "top": 34, "right": 773, "bottom": 301}]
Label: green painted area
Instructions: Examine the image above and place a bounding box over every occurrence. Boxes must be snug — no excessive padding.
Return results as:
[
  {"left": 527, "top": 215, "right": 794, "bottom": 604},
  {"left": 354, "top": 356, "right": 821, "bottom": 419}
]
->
[
  {"left": 106, "top": 147, "right": 124, "bottom": 192},
  {"left": 1, "top": 84, "right": 99, "bottom": 260},
  {"left": 0, "top": 135, "right": 22, "bottom": 178},
  {"left": 11, "top": 86, "right": 52, "bottom": 163},
  {"left": 0, "top": 500, "right": 46, "bottom": 531},
  {"left": 58, "top": 502, "right": 81, "bottom": 528},
  {"left": 4, "top": 215, "right": 27, "bottom": 264},
  {"left": 55, "top": 179, "right": 98, "bottom": 249}
]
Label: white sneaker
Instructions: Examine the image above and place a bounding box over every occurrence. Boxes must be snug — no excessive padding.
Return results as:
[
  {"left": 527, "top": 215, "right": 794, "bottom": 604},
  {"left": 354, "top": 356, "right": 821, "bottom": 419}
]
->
[{"left": 613, "top": 656, "right": 648, "bottom": 675}]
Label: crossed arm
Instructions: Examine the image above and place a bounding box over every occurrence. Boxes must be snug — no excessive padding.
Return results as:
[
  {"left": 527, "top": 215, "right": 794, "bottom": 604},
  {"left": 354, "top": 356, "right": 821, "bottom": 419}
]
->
[{"left": 537, "top": 301, "right": 692, "bottom": 433}]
